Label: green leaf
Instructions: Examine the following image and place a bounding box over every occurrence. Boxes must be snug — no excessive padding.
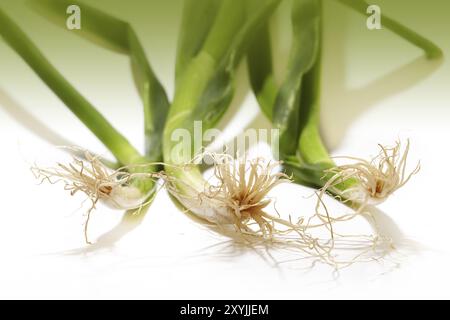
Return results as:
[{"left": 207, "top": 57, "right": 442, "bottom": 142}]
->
[
  {"left": 175, "top": 0, "right": 222, "bottom": 80},
  {"left": 28, "top": 0, "right": 170, "bottom": 161},
  {"left": 0, "top": 6, "right": 142, "bottom": 166},
  {"left": 272, "top": 0, "right": 322, "bottom": 157},
  {"left": 187, "top": 0, "right": 283, "bottom": 137},
  {"left": 248, "top": 0, "right": 442, "bottom": 193},
  {"left": 247, "top": 21, "right": 277, "bottom": 120},
  {"left": 246, "top": 0, "right": 334, "bottom": 186},
  {"left": 164, "top": 0, "right": 281, "bottom": 163},
  {"left": 162, "top": 0, "right": 282, "bottom": 207}
]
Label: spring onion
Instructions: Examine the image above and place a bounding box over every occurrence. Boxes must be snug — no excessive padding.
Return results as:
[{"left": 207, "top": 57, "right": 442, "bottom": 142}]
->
[
  {"left": 0, "top": 3, "right": 168, "bottom": 242},
  {"left": 247, "top": 0, "right": 440, "bottom": 207},
  {"left": 162, "top": 0, "right": 315, "bottom": 239}
]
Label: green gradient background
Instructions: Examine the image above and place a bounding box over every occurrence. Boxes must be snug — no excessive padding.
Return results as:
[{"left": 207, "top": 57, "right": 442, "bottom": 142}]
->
[
  {"left": 1, "top": 0, "right": 448, "bottom": 90},
  {"left": 0, "top": 0, "right": 449, "bottom": 151},
  {"left": 0, "top": 0, "right": 181, "bottom": 95}
]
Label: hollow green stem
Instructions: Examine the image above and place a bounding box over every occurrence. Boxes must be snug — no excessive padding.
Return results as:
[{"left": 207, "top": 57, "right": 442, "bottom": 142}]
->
[
  {"left": 293, "top": 0, "right": 442, "bottom": 190},
  {"left": 202, "top": 1, "right": 246, "bottom": 63},
  {"left": 280, "top": 0, "right": 343, "bottom": 189},
  {"left": 248, "top": 0, "right": 331, "bottom": 181},
  {"left": 248, "top": 0, "right": 442, "bottom": 195},
  {"left": 163, "top": 0, "right": 281, "bottom": 198},
  {"left": 247, "top": 22, "right": 277, "bottom": 120},
  {"left": 29, "top": 0, "right": 169, "bottom": 161},
  {"left": 0, "top": 7, "right": 144, "bottom": 166},
  {"left": 163, "top": 2, "right": 245, "bottom": 193},
  {"left": 247, "top": 0, "right": 354, "bottom": 192}
]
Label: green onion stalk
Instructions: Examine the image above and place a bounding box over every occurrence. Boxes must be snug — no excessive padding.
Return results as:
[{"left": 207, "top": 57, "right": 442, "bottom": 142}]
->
[
  {"left": 0, "top": 2, "right": 169, "bottom": 242},
  {"left": 163, "top": 1, "right": 343, "bottom": 260},
  {"left": 247, "top": 0, "right": 440, "bottom": 208},
  {"left": 162, "top": 0, "right": 319, "bottom": 241}
]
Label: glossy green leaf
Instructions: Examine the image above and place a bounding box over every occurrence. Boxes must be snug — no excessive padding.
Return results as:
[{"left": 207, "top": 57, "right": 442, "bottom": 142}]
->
[
  {"left": 0, "top": 6, "right": 143, "bottom": 166},
  {"left": 247, "top": 21, "right": 277, "bottom": 120},
  {"left": 29, "top": 0, "right": 170, "bottom": 161},
  {"left": 175, "top": 0, "right": 222, "bottom": 80},
  {"left": 272, "top": 0, "right": 321, "bottom": 157},
  {"left": 164, "top": 0, "right": 281, "bottom": 163}
]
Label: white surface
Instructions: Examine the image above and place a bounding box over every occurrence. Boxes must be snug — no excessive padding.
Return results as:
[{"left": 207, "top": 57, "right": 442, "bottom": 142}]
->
[
  {"left": 1, "top": 89, "right": 450, "bottom": 299},
  {"left": 1, "top": 2, "right": 450, "bottom": 300}
]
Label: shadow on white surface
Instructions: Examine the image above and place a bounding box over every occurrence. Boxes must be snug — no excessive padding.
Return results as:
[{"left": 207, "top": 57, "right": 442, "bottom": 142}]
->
[
  {"left": 177, "top": 205, "right": 422, "bottom": 275},
  {"left": 63, "top": 206, "right": 150, "bottom": 255},
  {"left": 323, "top": 56, "right": 443, "bottom": 150},
  {"left": 37, "top": 179, "right": 422, "bottom": 279},
  {"left": 0, "top": 87, "right": 75, "bottom": 147},
  {"left": 0, "top": 88, "right": 116, "bottom": 165},
  {"left": 321, "top": 12, "right": 444, "bottom": 151},
  {"left": 364, "top": 205, "right": 422, "bottom": 254}
]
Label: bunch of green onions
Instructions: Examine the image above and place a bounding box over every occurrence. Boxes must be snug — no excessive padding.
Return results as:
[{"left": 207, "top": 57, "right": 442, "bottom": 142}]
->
[
  {"left": 0, "top": 0, "right": 442, "bottom": 263},
  {"left": 0, "top": 0, "right": 169, "bottom": 242}
]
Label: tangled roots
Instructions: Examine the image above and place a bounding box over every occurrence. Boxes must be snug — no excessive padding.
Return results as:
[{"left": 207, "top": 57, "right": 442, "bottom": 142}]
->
[
  {"left": 32, "top": 150, "right": 161, "bottom": 243},
  {"left": 32, "top": 149, "right": 403, "bottom": 268},
  {"left": 166, "top": 153, "right": 383, "bottom": 267},
  {"left": 319, "top": 140, "right": 420, "bottom": 207}
]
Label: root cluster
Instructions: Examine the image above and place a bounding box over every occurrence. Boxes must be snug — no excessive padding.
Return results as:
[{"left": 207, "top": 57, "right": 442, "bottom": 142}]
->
[
  {"left": 33, "top": 142, "right": 418, "bottom": 268},
  {"left": 32, "top": 150, "right": 161, "bottom": 243},
  {"left": 318, "top": 140, "right": 420, "bottom": 207}
]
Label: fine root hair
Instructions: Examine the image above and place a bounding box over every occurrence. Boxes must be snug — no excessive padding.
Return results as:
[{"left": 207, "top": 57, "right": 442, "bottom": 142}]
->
[{"left": 32, "top": 150, "right": 162, "bottom": 243}]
